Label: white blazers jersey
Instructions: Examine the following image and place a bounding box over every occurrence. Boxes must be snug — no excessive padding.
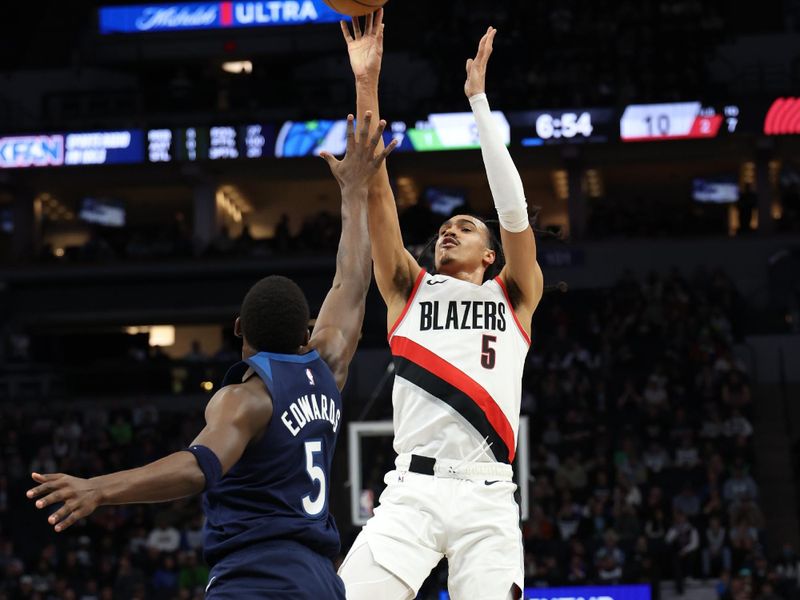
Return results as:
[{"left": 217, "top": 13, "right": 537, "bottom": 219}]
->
[{"left": 388, "top": 269, "right": 530, "bottom": 464}]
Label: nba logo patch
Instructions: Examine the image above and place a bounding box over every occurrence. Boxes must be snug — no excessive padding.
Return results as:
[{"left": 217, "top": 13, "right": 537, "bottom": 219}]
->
[{"left": 306, "top": 368, "right": 315, "bottom": 386}]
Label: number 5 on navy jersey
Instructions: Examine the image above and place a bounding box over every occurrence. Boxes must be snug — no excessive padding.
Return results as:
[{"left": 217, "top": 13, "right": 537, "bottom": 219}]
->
[{"left": 302, "top": 440, "right": 327, "bottom": 516}]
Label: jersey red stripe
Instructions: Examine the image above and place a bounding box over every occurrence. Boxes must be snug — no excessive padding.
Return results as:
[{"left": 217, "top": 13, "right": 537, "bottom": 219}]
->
[
  {"left": 493, "top": 276, "right": 531, "bottom": 346},
  {"left": 390, "top": 335, "right": 516, "bottom": 462},
  {"left": 387, "top": 268, "right": 427, "bottom": 341}
]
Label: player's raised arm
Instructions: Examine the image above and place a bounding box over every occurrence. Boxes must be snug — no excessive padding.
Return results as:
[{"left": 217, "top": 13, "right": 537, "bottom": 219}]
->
[
  {"left": 26, "top": 384, "right": 271, "bottom": 532},
  {"left": 311, "top": 113, "right": 398, "bottom": 389},
  {"left": 341, "top": 10, "right": 421, "bottom": 324},
  {"left": 465, "top": 27, "right": 544, "bottom": 325}
]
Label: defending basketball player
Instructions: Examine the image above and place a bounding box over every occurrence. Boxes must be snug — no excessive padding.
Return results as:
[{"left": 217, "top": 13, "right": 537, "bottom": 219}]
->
[
  {"left": 26, "top": 114, "right": 397, "bottom": 598},
  {"left": 337, "top": 13, "right": 543, "bottom": 600}
]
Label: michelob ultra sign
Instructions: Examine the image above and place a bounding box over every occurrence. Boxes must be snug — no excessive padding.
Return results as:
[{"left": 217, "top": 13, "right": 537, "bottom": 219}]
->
[{"left": 98, "top": 1, "right": 343, "bottom": 34}]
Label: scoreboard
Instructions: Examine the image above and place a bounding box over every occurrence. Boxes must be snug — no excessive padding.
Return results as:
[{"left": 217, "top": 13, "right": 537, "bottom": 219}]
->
[
  {"left": 146, "top": 125, "right": 274, "bottom": 162},
  {"left": 620, "top": 102, "right": 740, "bottom": 142},
  {"left": 510, "top": 108, "right": 617, "bottom": 146},
  {"left": 0, "top": 97, "right": 797, "bottom": 170}
]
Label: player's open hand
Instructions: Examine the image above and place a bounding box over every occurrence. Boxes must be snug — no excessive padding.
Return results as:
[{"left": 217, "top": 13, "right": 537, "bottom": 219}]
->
[
  {"left": 464, "top": 26, "right": 496, "bottom": 98},
  {"left": 340, "top": 9, "right": 384, "bottom": 84},
  {"left": 320, "top": 112, "right": 397, "bottom": 190},
  {"left": 27, "top": 472, "right": 102, "bottom": 532}
]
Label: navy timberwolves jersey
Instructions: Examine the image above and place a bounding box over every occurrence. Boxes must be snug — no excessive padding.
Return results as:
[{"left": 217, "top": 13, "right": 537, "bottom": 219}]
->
[{"left": 203, "top": 350, "right": 342, "bottom": 568}]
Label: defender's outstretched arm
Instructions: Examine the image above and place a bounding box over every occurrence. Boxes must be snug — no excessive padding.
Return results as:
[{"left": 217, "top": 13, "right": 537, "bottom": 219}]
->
[
  {"left": 311, "top": 113, "right": 397, "bottom": 388},
  {"left": 27, "top": 383, "right": 271, "bottom": 531},
  {"left": 341, "top": 10, "right": 421, "bottom": 328}
]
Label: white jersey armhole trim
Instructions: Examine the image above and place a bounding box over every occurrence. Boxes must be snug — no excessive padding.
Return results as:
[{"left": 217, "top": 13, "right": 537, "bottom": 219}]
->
[
  {"left": 492, "top": 276, "right": 531, "bottom": 346},
  {"left": 387, "top": 268, "right": 427, "bottom": 342}
]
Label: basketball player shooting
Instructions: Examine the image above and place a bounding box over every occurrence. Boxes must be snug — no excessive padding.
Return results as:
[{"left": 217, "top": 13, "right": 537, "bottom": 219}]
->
[
  {"left": 26, "top": 114, "right": 397, "bottom": 599},
  {"left": 337, "top": 13, "right": 543, "bottom": 600}
]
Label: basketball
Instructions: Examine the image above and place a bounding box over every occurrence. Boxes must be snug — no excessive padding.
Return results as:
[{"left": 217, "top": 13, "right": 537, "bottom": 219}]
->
[{"left": 322, "top": 0, "right": 389, "bottom": 17}]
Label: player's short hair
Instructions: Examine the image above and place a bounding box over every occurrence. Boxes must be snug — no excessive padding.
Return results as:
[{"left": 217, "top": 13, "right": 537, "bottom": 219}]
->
[{"left": 240, "top": 275, "right": 310, "bottom": 354}]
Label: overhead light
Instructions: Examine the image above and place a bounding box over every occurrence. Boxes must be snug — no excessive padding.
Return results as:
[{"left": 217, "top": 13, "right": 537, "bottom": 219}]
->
[
  {"left": 148, "top": 325, "right": 175, "bottom": 347},
  {"left": 222, "top": 60, "right": 252, "bottom": 75}
]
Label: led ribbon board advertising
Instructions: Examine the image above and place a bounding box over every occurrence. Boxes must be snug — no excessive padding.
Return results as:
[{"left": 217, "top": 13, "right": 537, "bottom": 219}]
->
[
  {"left": 441, "top": 584, "right": 651, "bottom": 600},
  {"left": 274, "top": 112, "right": 511, "bottom": 157},
  {"left": 0, "top": 130, "right": 144, "bottom": 169},
  {"left": 763, "top": 97, "right": 800, "bottom": 135},
  {"left": 98, "top": 1, "right": 343, "bottom": 34}
]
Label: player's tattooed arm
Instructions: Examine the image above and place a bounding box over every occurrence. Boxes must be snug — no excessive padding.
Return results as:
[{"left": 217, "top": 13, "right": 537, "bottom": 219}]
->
[
  {"left": 26, "top": 383, "right": 270, "bottom": 532},
  {"left": 313, "top": 112, "right": 398, "bottom": 389},
  {"left": 341, "top": 9, "right": 421, "bottom": 323}
]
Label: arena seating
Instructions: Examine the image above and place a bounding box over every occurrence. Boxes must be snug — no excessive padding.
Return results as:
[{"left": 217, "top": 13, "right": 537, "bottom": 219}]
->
[{"left": 1, "top": 268, "right": 793, "bottom": 600}]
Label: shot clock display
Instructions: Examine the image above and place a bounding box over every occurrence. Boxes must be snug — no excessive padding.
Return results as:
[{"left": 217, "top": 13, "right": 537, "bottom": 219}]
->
[
  {"left": 620, "top": 102, "right": 740, "bottom": 142},
  {"left": 510, "top": 108, "right": 616, "bottom": 146}
]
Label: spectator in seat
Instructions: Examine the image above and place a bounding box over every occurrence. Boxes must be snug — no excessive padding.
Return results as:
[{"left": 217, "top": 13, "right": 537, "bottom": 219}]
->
[
  {"left": 555, "top": 492, "right": 584, "bottom": 541},
  {"left": 723, "top": 409, "right": 754, "bottom": 439},
  {"left": 675, "top": 434, "right": 701, "bottom": 471},
  {"left": 579, "top": 496, "right": 609, "bottom": 542},
  {"left": 178, "top": 550, "right": 209, "bottom": 596},
  {"left": 703, "top": 515, "right": 732, "bottom": 578},
  {"left": 758, "top": 582, "right": 784, "bottom": 600},
  {"left": 724, "top": 465, "right": 759, "bottom": 503},
  {"left": 774, "top": 543, "right": 800, "bottom": 599},
  {"left": 113, "top": 555, "right": 145, "bottom": 599},
  {"left": 729, "top": 494, "right": 765, "bottom": 531},
  {"left": 673, "top": 482, "right": 702, "bottom": 519},
  {"left": 594, "top": 529, "right": 625, "bottom": 583},
  {"left": 146, "top": 517, "right": 181, "bottom": 554},
  {"left": 566, "top": 554, "right": 588, "bottom": 585},
  {"left": 627, "top": 535, "right": 661, "bottom": 599},
  {"left": 182, "top": 513, "right": 204, "bottom": 552},
  {"left": 643, "top": 441, "right": 671, "bottom": 477},
  {"left": 721, "top": 371, "right": 751, "bottom": 413},
  {"left": 701, "top": 405, "right": 725, "bottom": 441},
  {"left": 666, "top": 510, "right": 700, "bottom": 595},
  {"left": 151, "top": 554, "right": 179, "bottom": 600},
  {"left": 729, "top": 521, "right": 760, "bottom": 569},
  {"left": 643, "top": 374, "right": 669, "bottom": 410},
  {"left": 556, "top": 452, "right": 588, "bottom": 492}
]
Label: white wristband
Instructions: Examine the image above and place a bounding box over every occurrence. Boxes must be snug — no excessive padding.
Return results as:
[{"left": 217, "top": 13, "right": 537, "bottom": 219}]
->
[{"left": 469, "top": 93, "right": 529, "bottom": 233}]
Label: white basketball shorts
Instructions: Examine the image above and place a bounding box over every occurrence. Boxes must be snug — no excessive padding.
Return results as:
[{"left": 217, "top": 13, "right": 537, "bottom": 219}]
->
[{"left": 339, "top": 454, "right": 524, "bottom": 600}]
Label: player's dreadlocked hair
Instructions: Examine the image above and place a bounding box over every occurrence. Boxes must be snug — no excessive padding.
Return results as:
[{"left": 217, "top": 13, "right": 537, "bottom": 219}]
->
[{"left": 239, "top": 275, "right": 310, "bottom": 353}]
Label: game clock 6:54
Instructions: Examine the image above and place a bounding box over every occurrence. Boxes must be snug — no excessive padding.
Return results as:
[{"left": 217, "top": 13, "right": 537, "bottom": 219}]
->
[
  {"left": 536, "top": 112, "right": 594, "bottom": 140},
  {"left": 511, "top": 108, "right": 614, "bottom": 147}
]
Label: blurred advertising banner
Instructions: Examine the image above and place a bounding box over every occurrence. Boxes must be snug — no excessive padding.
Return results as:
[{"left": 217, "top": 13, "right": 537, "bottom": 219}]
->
[
  {"left": 0, "top": 130, "right": 144, "bottom": 169},
  {"left": 98, "top": 1, "right": 343, "bottom": 34},
  {"left": 440, "top": 584, "right": 651, "bottom": 600}
]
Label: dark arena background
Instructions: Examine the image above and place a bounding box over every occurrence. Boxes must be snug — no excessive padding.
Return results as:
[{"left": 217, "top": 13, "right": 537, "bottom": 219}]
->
[{"left": 1, "top": 1, "right": 800, "bottom": 599}]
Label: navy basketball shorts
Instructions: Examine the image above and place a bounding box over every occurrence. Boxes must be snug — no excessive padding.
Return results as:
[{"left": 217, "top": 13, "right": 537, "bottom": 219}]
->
[{"left": 205, "top": 540, "right": 345, "bottom": 599}]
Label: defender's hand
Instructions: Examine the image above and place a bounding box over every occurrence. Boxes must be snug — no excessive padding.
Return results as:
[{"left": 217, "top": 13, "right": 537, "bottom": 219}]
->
[
  {"left": 465, "top": 26, "right": 496, "bottom": 98},
  {"left": 340, "top": 9, "right": 384, "bottom": 84},
  {"left": 320, "top": 112, "right": 398, "bottom": 190},
  {"left": 27, "top": 472, "right": 102, "bottom": 532}
]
